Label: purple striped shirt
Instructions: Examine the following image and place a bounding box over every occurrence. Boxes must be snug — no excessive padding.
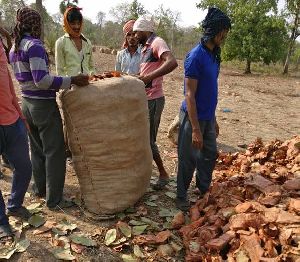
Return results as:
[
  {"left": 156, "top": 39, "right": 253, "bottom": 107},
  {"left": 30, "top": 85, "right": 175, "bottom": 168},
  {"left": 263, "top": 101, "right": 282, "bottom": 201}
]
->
[{"left": 9, "top": 35, "right": 71, "bottom": 99}]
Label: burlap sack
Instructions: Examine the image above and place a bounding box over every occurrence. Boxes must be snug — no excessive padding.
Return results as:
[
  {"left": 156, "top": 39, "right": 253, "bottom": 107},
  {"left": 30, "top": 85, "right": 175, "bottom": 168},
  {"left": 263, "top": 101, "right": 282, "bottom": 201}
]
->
[{"left": 60, "top": 76, "right": 152, "bottom": 214}]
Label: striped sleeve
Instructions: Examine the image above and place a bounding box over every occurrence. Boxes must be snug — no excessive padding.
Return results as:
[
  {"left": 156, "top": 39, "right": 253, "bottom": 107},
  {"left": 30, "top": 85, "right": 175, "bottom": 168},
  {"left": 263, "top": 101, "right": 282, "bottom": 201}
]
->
[{"left": 27, "top": 43, "right": 71, "bottom": 90}]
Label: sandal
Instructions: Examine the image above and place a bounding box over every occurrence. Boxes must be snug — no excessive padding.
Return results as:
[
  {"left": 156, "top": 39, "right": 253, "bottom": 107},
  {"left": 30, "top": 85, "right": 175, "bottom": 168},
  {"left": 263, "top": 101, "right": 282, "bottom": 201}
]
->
[
  {"left": 0, "top": 224, "right": 13, "bottom": 240},
  {"left": 152, "top": 178, "right": 170, "bottom": 190},
  {"left": 7, "top": 206, "right": 32, "bottom": 220}
]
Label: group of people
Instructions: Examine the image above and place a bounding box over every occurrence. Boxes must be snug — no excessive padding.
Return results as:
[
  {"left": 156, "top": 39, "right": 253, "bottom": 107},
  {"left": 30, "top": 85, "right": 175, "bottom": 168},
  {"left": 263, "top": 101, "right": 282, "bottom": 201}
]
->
[{"left": 0, "top": 5, "right": 231, "bottom": 239}]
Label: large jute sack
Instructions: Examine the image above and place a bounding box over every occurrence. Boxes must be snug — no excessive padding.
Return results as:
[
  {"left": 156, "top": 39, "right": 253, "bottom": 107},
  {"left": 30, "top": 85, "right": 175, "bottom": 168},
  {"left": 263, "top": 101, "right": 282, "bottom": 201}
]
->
[{"left": 60, "top": 76, "right": 152, "bottom": 214}]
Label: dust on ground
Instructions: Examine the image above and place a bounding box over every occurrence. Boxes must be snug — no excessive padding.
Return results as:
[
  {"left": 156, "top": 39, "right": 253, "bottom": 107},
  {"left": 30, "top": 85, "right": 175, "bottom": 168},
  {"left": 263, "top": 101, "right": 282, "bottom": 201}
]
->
[{"left": 1, "top": 52, "right": 299, "bottom": 261}]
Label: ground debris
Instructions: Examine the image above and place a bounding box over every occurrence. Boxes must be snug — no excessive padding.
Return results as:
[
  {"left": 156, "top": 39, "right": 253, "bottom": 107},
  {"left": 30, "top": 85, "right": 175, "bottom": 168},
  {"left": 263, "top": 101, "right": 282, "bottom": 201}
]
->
[{"left": 177, "top": 136, "right": 300, "bottom": 261}]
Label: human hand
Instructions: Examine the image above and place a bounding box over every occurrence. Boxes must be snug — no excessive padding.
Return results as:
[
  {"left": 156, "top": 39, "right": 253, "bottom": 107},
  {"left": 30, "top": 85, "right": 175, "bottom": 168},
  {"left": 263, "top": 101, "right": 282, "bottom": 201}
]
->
[
  {"left": 192, "top": 128, "right": 203, "bottom": 150},
  {"left": 71, "top": 74, "right": 89, "bottom": 87}
]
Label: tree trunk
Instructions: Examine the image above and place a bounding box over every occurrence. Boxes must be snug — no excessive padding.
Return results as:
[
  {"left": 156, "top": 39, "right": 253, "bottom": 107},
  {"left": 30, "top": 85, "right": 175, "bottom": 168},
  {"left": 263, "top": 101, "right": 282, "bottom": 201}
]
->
[
  {"left": 296, "top": 56, "right": 300, "bottom": 70},
  {"left": 244, "top": 59, "right": 251, "bottom": 74},
  {"left": 283, "top": 5, "right": 299, "bottom": 75},
  {"left": 35, "top": 0, "right": 44, "bottom": 41}
]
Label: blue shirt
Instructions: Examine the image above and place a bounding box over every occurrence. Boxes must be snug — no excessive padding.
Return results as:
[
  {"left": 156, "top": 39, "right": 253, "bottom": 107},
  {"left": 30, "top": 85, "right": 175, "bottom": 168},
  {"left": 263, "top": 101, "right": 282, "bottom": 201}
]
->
[
  {"left": 115, "top": 46, "right": 141, "bottom": 74},
  {"left": 181, "top": 43, "right": 219, "bottom": 121}
]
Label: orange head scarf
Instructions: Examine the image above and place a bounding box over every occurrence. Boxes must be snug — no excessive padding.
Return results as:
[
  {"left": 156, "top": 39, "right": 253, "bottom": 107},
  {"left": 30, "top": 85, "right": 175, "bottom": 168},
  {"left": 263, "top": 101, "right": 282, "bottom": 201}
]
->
[
  {"left": 122, "top": 20, "right": 135, "bottom": 48},
  {"left": 63, "top": 6, "right": 83, "bottom": 38}
]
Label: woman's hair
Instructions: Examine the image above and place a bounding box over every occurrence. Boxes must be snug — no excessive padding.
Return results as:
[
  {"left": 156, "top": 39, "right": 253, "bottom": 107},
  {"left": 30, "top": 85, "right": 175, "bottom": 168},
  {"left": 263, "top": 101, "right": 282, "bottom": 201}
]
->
[{"left": 67, "top": 8, "right": 83, "bottom": 23}]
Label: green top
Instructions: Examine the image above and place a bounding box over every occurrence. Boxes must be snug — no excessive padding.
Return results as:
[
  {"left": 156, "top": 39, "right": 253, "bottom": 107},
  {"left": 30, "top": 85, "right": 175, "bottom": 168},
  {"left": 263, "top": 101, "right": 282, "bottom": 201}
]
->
[{"left": 55, "top": 33, "right": 95, "bottom": 76}]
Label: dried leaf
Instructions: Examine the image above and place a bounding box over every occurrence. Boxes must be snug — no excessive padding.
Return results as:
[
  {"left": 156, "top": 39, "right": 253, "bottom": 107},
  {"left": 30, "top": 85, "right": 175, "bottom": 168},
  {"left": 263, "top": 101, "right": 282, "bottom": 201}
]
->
[
  {"left": 27, "top": 203, "right": 43, "bottom": 214},
  {"left": 55, "top": 219, "right": 77, "bottom": 232},
  {"left": 0, "top": 247, "right": 16, "bottom": 260},
  {"left": 157, "top": 244, "right": 174, "bottom": 257},
  {"left": 15, "top": 239, "right": 30, "bottom": 253},
  {"left": 129, "top": 220, "right": 146, "bottom": 226},
  {"left": 140, "top": 217, "right": 160, "bottom": 230},
  {"left": 70, "top": 234, "right": 97, "bottom": 247},
  {"left": 133, "top": 245, "right": 145, "bottom": 258},
  {"left": 52, "top": 248, "right": 75, "bottom": 261},
  {"left": 33, "top": 221, "right": 57, "bottom": 235},
  {"left": 117, "top": 221, "right": 132, "bottom": 238},
  {"left": 70, "top": 242, "right": 85, "bottom": 254},
  {"left": 159, "top": 208, "right": 174, "bottom": 217},
  {"left": 121, "top": 254, "right": 138, "bottom": 262},
  {"left": 171, "top": 211, "right": 185, "bottom": 229},
  {"left": 190, "top": 205, "right": 200, "bottom": 222},
  {"left": 155, "top": 230, "right": 171, "bottom": 243},
  {"left": 104, "top": 229, "right": 117, "bottom": 246},
  {"left": 145, "top": 201, "right": 158, "bottom": 207},
  {"left": 148, "top": 195, "right": 159, "bottom": 201},
  {"left": 28, "top": 214, "right": 45, "bottom": 228}
]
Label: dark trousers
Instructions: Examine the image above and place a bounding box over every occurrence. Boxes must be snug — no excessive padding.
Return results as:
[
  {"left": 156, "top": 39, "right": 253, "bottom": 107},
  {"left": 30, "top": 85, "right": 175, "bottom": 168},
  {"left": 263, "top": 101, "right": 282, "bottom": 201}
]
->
[
  {"left": 148, "top": 97, "right": 165, "bottom": 158},
  {"left": 0, "top": 118, "right": 32, "bottom": 225},
  {"left": 22, "top": 98, "right": 66, "bottom": 208},
  {"left": 177, "top": 110, "right": 217, "bottom": 200}
]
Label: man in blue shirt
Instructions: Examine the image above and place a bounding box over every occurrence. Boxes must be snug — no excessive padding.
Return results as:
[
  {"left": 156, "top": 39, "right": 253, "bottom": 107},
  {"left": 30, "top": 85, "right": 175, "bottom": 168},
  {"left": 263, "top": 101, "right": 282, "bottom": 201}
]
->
[
  {"left": 115, "top": 20, "right": 141, "bottom": 75},
  {"left": 176, "top": 8, "right": 231, "bottom": 211}
]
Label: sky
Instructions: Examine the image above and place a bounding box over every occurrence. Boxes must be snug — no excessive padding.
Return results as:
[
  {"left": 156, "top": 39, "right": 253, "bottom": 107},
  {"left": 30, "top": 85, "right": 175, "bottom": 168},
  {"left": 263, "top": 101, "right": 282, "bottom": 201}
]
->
[{"left": 27, "top": 0, "right": 206, "bottom": 27}]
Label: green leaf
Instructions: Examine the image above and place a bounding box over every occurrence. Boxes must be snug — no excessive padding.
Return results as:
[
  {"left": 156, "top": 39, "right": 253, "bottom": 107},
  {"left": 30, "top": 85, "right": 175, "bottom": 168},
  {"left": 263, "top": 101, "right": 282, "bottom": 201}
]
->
[
  {"left": 125, "top": 207, "right": 136, "bottom": 213},
  {"left": 52, "top": 247, "right": 75, "bottom": 261},
  {"left": 28, "top": 214, "right": 45, "bottom": 228},
  {"left": 122, "top": 254, "right": 138, "bottom": 262},
  {"left": 148, "top": 195, "right": 159, "bottom": 201},
  {"left": 145, "top": 201, "right": 158, "bottom": 207},
  {"left": 132, "top": 225, "right": 148, "bottom": 236},
  {"left": 133, "top": 245, "right": 145, "bottom": 258},
  {"left": 15, "top": 239, "right": 30, "bottom": 253},
  {"left": 128, "top": 220, "right": 146, "bottom": 226},
  {"left": 27, "top": 203, "right": 43, "bottom": 214},
  {"left": 159, "top": 208, "right": 173, "bottom": 218},
  {"left": 55, "top": 219, "right": 77, "bottom": 232},
  {"left": 165, "top": 192, "right": 176, "bottom": 199},
  {"left": 140, "top": 217, "right": 160, "bottom": 230},
  {"left": 70, "top": 234, "right": 97, "bottom": 247},
  {"left": 163, "top": 222, "right": 171, "bottom": 229},
  {"left": 52, "top": 227, "right": 67, "bottom": 236},
  {"left": 104, "top": 229, "right": 117, "bottom": 246}
]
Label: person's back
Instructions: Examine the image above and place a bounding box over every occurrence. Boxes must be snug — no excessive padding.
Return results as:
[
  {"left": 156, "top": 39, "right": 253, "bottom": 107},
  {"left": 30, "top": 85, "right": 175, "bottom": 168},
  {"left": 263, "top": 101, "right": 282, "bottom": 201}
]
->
[{"left": 55, "top": 7, "right": 94, "bottom": 77}]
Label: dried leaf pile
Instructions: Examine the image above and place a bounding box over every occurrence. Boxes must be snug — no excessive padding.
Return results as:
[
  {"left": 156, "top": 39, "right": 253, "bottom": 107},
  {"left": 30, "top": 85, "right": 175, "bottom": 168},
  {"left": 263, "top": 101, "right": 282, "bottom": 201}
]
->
[{"left": 177, "top": 136, "right": 300, "bottom": 261}]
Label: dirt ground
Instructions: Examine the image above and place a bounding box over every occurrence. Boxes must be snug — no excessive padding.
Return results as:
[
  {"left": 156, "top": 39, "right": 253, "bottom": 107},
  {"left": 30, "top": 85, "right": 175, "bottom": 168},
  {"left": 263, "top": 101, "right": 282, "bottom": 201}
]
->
[{"left": 1, "top": 52, "right": 299, "bottom": 261}]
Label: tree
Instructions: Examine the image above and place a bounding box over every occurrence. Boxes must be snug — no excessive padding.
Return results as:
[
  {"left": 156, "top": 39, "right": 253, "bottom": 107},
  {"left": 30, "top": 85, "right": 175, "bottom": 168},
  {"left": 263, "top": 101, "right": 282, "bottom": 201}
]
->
[
  {"left": 129, "top": 0, "right": 146, "bottom": 19},
  {"left": 197, "top": 0, "right": 288, "bottom": 74},
  {"left": 282, "top": 0, "right": 300, "bottom": 74},
  {"left": 109, "top": 2, "right": 131, "bottom": 24},
  {"left": 59, "top": 0, "right": 78, "bottom": 14},
  {"left": 154, "top": 5, "right": 181, "bottom": 50},
  {"left": 109, "top": 0, "right": 146, "bottom": 24},
  {"left": 0, "top": 0, "right": 26, "bottom": 30},
  {"left": 35, "top": 0, "right": 44, "bottom": 40}
]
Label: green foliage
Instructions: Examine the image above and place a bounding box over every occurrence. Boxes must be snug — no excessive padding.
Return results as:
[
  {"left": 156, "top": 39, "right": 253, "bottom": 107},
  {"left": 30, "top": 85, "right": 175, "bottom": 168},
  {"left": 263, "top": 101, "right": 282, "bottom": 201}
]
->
[
  {"left": 197, "top": 0, "right": 288, "bottom": 72},
  {"left": 0, "top": 0, "right": 25, "bottom": 30},
  {"left": 109, "top": 0, "right": 146, "bottom": 23},
  {"left": 129, "top": 0, "right": 146, "bottom": 20}
]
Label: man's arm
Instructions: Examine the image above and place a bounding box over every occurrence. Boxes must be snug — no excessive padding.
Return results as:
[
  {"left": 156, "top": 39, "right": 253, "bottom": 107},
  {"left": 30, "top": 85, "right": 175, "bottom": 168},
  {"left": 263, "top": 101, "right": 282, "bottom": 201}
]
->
[
  {"left": 185, "top": 77, "right": 203, "bottom": 150},
  {"left": 139, "top": 51, "right": 178, "bottom": 84}
]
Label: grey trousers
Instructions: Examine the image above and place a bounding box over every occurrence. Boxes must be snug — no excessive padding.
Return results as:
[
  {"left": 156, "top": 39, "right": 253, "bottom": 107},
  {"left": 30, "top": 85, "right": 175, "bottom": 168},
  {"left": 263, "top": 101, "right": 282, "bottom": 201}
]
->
[
  {"left": 148, "top": 97, "right": 165, "bottom": 158},
  {"left": 22, "top": 98, "right": 66, "bottom": 207},
  {"left": 176, "top": 109, "right": 217, "bottom": 200}
]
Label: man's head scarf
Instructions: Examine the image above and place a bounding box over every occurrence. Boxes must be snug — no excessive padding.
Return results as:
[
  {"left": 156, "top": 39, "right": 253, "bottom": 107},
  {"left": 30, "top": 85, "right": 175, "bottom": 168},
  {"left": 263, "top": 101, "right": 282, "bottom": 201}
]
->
[
  {"left": 201, "top": 7, "right": 231, "bottom": 64},
  {"left": 133, "top": 16, "right": 155, "bottom": 32},
  {"left": 63, "top": 7, "right": 83, "bottom": 38},
  {"left": 122, "top": 20, "right": 135, "bottom": 48},
  {"left": 13, "top": 7, "right": 41, "bottom": 52}
]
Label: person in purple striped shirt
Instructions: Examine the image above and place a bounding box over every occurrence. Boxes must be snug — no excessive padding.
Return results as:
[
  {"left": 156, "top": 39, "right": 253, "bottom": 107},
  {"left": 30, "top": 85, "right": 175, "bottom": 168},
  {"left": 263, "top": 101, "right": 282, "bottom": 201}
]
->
[{"left": 9, "top": 7, "right": 89, "bottom": 209}]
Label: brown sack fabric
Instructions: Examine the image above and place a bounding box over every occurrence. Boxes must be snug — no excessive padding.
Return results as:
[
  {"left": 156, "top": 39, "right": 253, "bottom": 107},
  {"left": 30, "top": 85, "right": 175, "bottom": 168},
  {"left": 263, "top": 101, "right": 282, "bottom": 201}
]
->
[{"left": 60, "top": 76, "right": 152, "bottom": 214}]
